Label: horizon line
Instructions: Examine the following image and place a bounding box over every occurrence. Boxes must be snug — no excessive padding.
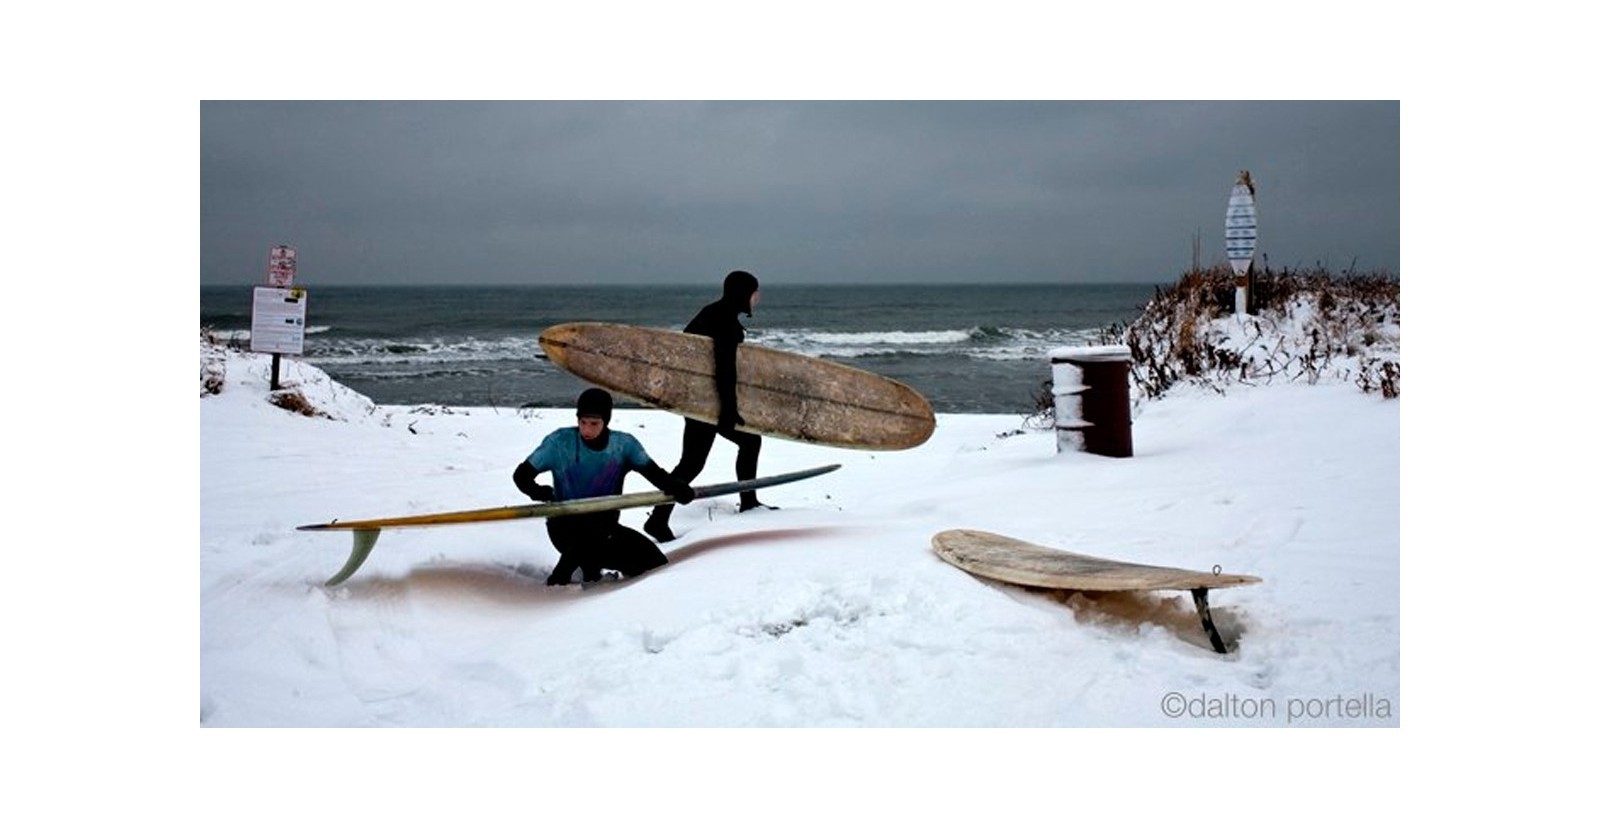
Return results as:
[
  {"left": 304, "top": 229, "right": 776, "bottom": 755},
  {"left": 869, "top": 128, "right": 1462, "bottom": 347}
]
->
[{"left": 200, "top": 279, "right": 1172, "bottom": 289}]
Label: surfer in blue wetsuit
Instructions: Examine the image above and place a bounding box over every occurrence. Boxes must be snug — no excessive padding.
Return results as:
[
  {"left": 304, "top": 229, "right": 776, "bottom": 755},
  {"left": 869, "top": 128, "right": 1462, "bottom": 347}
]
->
[
  {"left": 644, "top": 270, "right": 768, "bottom": 543},
  {"left": 514, "top": 388, "right": 694, "bottom": 585}
]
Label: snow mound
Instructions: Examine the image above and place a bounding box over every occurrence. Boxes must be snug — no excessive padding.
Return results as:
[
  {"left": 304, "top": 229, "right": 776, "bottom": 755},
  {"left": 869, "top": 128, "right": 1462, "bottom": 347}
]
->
[
  {"left": 1125, "top": 270, "right": 1401, "bottom": 400},
  {"left": 200, "top": 331, "right": 377, "bottom": 422}
]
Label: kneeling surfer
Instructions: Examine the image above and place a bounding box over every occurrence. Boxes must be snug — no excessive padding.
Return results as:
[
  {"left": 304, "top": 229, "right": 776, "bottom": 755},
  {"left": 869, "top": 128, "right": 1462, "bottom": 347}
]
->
[{"left": 514, "top": 389, "right": 694, "bottom": 585}]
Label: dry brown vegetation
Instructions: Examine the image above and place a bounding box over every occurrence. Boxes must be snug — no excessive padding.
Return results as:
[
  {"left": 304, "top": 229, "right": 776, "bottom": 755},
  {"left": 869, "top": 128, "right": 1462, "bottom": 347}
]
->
[{"left": 1124, "top": 265, "right": 1400, "bottom": 400}]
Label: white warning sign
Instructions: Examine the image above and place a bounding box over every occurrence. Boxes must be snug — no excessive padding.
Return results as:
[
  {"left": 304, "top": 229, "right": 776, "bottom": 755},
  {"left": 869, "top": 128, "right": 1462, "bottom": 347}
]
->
[{"left": 250, "top": 286, "right": 308, "bottom": 355}]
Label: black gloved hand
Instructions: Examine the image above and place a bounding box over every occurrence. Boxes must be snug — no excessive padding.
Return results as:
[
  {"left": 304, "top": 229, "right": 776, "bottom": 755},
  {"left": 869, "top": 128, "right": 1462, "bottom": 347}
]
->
[
  {"left": 668, "top": 477, "right": 695, "bottom": 505},
  {"left": 513, "top": 462, "right": 554, "bottom": 502}
]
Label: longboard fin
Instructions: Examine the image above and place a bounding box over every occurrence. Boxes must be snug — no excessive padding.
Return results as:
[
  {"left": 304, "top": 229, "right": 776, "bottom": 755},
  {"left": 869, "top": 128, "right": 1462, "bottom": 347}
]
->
[
  {"left": 1191, "top": 588, "right": 1230, "bottom": 654},
  {"left": 325, "top": 529, "right": 381, "bottom": 587}
]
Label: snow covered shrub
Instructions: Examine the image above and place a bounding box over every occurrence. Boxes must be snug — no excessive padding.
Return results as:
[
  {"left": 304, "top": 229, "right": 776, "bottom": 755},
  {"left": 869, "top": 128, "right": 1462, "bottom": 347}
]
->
[
  {"left": 1124, "top": 265, "right": 1399, "bottom": 400},
  {"left": 1356, "top": 358, "right": 1401, "bottom": 399},
  {"left": 200, "top": 328, "right": 229, "bottom": 397}
]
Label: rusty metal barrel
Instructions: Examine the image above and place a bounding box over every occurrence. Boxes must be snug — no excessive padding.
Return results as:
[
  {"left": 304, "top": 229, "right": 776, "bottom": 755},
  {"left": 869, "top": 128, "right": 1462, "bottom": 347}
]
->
[{"left": 1050, "top": 345, "right": 1133, "bottom": 458}]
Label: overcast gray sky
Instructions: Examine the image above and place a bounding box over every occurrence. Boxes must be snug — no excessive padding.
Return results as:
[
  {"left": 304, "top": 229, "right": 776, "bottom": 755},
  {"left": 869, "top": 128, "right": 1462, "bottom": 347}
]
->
[{"left": 201, "top": 101, "right": 1398, "bottom": 286}]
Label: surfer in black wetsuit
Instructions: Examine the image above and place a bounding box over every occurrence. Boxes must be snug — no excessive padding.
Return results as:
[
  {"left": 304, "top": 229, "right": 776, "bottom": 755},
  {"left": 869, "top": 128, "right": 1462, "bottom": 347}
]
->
[{"left": 644, "top": 270, "right": 769, "bottom": 543}]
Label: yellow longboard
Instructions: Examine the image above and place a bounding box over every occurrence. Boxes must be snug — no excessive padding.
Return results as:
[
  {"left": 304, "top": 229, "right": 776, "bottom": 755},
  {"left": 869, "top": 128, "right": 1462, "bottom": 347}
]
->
[
  {"left": 539, "top": 322, "right": 935, "bottom": 450},
  {"left": 299, "top": 464, "right": 840, "bottom": 586}
]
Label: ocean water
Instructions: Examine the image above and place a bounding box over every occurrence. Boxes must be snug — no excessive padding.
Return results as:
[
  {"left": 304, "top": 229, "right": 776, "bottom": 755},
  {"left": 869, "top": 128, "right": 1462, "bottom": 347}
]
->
[{"left": 200, "top": 282, "right": 1154, "bottom": 414}]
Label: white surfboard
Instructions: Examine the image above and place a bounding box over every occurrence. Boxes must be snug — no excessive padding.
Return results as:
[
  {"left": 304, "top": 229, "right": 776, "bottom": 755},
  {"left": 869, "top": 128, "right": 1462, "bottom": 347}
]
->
[{"left": 1225, "top": 179, "right": 1258, "bottom": 277}]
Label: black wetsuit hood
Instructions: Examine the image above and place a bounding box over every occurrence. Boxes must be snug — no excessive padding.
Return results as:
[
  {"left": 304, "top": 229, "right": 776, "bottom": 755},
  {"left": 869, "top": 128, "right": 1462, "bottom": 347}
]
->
[{"left": 721, "top": 270, "right": 759, "bottom": 316}]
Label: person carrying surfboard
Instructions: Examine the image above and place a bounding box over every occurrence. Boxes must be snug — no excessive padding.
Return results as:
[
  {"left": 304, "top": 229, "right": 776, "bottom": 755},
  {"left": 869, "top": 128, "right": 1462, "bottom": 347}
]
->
[
  {"left": 644, "top": 270, "right": 768, "bottom": 543},
  {"left": 514, "top": 388, "right": 695, "bottom": 585}
]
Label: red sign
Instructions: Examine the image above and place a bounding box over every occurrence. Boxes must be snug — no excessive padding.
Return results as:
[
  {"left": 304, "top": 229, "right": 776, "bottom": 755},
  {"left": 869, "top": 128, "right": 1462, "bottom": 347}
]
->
[{"left": 267, "top": 245, "right": 297, "bottom": 287}]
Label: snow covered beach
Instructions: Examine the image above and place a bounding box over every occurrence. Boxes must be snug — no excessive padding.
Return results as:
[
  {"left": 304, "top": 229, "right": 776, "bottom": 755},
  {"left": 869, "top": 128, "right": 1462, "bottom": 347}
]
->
[{"left": 201, "top": 330, "right": 1398, "bottom": 727}]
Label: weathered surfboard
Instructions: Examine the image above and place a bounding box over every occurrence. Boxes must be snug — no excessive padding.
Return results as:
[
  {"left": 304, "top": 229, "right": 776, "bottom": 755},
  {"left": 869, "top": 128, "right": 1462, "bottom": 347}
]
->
[
  {"left": 931, "top": 529, "right": 1260, "bottom": 653},
  {"left": 538, "top": 322, "right": 935, "bottom": 450},
  {"left": 931, "top": 529, "right": 1260, "bottom": 591}
]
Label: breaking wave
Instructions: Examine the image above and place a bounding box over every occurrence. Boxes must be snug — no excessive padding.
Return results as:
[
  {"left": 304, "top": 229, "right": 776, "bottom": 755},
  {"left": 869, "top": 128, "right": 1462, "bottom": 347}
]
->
[
  {"left": 752, "top": 326, "right": 1106, "bottom": 360},
  {"left": 307, "top": 335, "right": 541, "bottom": 366}
]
